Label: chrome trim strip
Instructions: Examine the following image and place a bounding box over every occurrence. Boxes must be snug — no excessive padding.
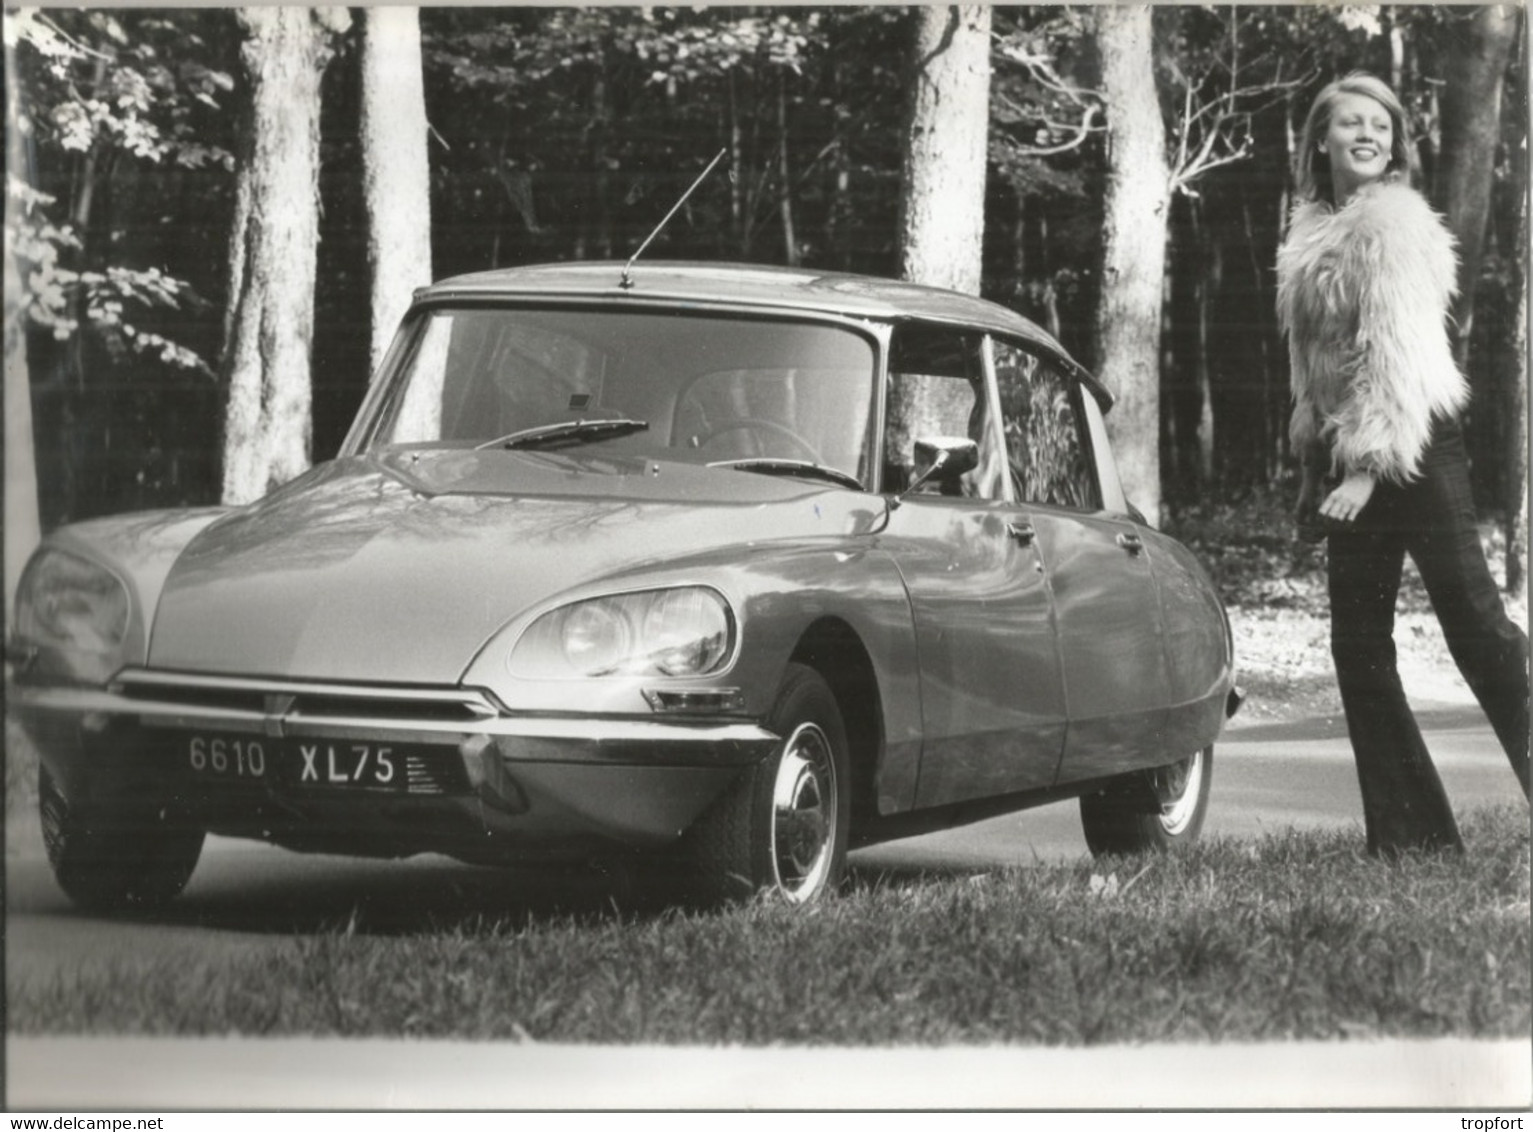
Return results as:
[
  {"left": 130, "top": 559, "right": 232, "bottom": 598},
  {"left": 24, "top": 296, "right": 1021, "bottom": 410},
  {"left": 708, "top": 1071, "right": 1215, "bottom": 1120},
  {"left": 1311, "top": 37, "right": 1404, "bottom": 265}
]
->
[
  {"left": 112, "top": 669, "right": 503, "bottom": 718},
  {"left": 10, "top": 681, "right": 776, "bottom": 747},
  {"left": 8, "top": 685, "right": 144, "bottom": 716}
]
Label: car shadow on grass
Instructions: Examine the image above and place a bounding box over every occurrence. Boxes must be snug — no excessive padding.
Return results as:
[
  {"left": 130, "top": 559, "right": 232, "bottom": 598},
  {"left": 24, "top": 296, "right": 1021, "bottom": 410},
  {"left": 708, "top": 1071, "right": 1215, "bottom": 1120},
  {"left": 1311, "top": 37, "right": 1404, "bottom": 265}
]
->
[
  {"left": 47, "top": 850, "right": 1003, "bottom": 940},
  {"left": 81, "top": 852, "right": 710, "bottom": 938}
]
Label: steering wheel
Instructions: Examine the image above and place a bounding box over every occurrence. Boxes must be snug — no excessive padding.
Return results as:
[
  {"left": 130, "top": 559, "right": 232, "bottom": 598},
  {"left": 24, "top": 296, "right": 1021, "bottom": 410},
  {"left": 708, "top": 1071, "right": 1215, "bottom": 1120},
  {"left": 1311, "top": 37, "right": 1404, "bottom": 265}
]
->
[{"left": 699, "top": 419, "right": 824, "bottom": 464}]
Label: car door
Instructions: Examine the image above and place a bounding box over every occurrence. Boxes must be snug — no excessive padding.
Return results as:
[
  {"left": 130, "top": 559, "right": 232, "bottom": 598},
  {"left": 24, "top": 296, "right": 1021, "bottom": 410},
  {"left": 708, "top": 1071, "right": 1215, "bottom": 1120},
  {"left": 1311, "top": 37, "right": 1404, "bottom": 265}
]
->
[
  {"left": 877, "top": 325, "right": 1068, "bottom": 809},
  {"left": 992, "top": 339, "right": 1170, "bottom": 787}
]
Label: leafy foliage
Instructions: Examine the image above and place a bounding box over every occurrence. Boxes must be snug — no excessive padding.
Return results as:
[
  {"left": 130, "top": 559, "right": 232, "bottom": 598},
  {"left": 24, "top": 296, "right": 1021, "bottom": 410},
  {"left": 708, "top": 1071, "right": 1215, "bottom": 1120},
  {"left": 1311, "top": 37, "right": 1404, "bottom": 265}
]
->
[
  {"left": 420, "top": 6, "right": 907, "bottom": 270},
  {"left": 8, "top": 5, "right": 1525, "bottom": 532},
  {"left": 10, "top": 10, "right": 230, "bottom": 370},
  {"left": 10, "top": 8, "right": 238, "bottom": 524}
]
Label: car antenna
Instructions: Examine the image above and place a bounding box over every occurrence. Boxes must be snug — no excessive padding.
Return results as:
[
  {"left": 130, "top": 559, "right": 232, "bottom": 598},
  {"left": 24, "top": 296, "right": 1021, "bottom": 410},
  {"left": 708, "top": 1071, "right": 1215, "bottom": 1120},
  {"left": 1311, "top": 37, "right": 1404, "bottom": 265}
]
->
[{"left": 619, "top": 148, "right": 727, "bottom": 291}]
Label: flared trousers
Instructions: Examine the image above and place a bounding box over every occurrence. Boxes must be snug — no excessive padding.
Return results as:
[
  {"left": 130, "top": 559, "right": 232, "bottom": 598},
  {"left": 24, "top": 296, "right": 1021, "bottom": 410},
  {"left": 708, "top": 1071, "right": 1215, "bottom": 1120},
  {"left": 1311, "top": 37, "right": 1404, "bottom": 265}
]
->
[{"left": 1326, "top": 415, "right": 1530, "bottom": 854}]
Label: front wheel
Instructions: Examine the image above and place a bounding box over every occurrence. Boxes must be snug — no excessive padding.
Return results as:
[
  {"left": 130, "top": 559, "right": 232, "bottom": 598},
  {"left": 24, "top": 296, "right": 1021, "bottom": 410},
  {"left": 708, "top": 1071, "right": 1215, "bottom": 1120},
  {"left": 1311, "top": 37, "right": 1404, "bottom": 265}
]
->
[
  {"left": 688, "top": 663, "right": 850, "bottom": 904},
  {"left": 40, "top": 767, "right": 205, "bottom": 910},
  {"left": 1079, "top": 746, "right": 1213, "bottom": 856}
]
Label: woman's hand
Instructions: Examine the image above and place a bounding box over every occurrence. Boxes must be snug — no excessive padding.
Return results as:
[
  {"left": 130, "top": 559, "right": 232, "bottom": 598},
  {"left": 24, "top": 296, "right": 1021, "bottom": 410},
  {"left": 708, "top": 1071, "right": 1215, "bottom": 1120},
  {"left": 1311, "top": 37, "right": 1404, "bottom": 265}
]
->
[{"left": 1319, "top": 470, "right": 1377, "bottom": 525}]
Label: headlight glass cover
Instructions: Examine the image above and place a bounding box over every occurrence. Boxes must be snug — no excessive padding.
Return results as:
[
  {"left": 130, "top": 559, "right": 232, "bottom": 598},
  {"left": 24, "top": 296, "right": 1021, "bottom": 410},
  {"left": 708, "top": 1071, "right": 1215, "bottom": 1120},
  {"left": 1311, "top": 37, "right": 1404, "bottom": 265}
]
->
[
  {"left": 15, "top": 548, "right": 131, "bottom": 654},
  {"left": 510, "top": 587, "right": 734, "bottom": 679}
]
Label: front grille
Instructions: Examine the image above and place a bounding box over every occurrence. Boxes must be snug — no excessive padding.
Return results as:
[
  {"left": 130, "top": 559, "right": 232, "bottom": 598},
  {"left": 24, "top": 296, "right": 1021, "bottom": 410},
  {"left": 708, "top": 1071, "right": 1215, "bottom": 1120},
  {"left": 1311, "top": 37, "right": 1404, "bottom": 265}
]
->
[
  {"left": 113, "top": 669, "right": 494, "bottom": 798},
  {"left": 294, "top": 693, "right": 489, "bottom": 725},
  {"left": 112, "top": 669, "right": 503, "bottom": 728}
]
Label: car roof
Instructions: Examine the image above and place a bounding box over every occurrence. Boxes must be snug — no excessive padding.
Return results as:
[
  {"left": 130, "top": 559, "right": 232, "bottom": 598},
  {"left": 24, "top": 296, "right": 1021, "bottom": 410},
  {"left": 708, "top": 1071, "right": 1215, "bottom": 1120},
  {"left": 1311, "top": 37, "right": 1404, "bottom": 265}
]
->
[{"left": 415, "top": 261, "right": 1111, "bottom": 407}]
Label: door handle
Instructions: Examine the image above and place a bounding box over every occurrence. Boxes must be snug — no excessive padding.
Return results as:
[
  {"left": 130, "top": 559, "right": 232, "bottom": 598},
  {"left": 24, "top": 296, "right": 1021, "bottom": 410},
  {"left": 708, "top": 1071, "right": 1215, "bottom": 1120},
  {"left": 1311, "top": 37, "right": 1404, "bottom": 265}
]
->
[
  {"left": 1008, "top": 520, "right": 1044, "bottom": 572},
  {"left": 1116, "top": 531, "right": 1145, "bottom": 556},
  {"left": 1007, "top": 520, "right": 1036, "bottom": 546}
]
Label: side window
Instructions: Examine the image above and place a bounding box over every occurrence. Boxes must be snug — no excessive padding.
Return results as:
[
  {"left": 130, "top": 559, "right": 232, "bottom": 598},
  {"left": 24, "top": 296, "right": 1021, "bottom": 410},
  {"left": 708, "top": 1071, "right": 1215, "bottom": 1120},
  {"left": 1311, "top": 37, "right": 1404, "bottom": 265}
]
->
[
  {"left": 993, "top": 340, "right": 1098, "bottom": 510},
  {"left": 883, "top": 325, "right": 1006, "bottom": 500}
]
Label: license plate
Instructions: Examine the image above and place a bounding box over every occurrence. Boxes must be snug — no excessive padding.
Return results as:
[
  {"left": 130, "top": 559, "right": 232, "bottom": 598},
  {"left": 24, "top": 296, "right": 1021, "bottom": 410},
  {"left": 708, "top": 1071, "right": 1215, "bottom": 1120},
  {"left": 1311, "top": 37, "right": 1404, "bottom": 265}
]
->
[
  {"left": 291, "top": 740, "right": 405, "bottom": 791},
  {"left": 183, "top": 734, "right": 406, "bottom": 792},
  {"left": 187, "top": 734, "right": 273, "bottom": 782}
]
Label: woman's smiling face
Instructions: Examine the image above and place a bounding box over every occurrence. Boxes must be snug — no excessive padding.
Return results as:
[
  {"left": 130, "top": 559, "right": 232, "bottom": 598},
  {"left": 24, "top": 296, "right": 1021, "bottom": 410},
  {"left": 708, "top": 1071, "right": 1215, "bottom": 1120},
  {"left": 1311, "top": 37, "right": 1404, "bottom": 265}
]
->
[{"left": 1323, "top": 92, "right": 1395, "bottom": 198}]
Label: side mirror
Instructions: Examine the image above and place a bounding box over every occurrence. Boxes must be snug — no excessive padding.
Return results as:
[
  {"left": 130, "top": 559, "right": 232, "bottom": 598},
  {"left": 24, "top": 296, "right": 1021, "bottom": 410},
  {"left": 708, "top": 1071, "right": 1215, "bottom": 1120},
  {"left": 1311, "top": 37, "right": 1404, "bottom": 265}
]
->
[{"left": 901, "top": 436, "right": 978, "bottom": 500}]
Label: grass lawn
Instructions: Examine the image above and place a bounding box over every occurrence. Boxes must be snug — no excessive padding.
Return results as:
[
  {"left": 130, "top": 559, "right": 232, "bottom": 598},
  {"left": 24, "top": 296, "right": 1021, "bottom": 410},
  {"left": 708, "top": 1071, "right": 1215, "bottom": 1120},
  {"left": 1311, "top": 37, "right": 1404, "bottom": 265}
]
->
[{"left": 8, "top": 806, "right": 1528, "bottom": 1042}]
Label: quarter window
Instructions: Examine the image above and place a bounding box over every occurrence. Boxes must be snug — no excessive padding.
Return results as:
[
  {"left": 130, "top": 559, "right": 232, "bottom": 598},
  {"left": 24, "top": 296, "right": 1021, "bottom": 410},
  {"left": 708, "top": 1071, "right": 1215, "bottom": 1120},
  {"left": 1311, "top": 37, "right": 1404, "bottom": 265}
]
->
[{"left": 993, "top": 340, "right": 1097, "bottom": 509}]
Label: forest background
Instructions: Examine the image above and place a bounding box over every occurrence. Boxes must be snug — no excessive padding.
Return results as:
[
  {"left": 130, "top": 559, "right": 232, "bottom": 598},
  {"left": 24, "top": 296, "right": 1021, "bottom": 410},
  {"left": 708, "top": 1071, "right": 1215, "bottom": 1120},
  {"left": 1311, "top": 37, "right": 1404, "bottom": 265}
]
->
[{"left": 4, "top": 4, "right": 1528, "bottom": 614}]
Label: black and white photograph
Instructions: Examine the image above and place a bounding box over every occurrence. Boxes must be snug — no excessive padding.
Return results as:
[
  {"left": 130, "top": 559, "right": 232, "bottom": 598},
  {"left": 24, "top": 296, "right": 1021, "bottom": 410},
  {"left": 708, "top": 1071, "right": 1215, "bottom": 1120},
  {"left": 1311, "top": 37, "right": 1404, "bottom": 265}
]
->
[{"left": 3, "top": 2, "right": 1529, "bottom": 1116}]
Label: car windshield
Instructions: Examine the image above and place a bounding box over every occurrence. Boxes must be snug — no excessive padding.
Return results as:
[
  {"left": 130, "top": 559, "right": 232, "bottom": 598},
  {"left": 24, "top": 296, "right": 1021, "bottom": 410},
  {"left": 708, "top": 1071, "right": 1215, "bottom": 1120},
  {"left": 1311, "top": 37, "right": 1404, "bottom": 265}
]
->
[{"left": 359, "top": 307, "right": 879, "bottom": 487}]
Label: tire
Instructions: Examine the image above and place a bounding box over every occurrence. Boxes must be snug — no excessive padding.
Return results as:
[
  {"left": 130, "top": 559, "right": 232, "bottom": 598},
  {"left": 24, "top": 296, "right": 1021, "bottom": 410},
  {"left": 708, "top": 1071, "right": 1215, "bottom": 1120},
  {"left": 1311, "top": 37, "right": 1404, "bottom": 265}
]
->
[
  {"left": 1079, "top": 746, "right": 1213, "bottom": 856},
  {"left": 688, "top": 663, "right": 851, "bottom": 904},
  {"left": 40, "top": 767, "right": 204, "bottom": 911}
]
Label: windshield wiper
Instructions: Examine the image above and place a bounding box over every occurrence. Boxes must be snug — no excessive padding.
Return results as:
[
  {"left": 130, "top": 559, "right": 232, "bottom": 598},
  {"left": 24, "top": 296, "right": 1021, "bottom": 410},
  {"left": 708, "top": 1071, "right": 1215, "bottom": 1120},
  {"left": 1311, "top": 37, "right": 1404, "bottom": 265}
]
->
[
  {"left": 708, "top": 457, "right": 865, "bottom": 492},
  {"left": 477, "top": 418, "right": 650, "bottom": 451}
]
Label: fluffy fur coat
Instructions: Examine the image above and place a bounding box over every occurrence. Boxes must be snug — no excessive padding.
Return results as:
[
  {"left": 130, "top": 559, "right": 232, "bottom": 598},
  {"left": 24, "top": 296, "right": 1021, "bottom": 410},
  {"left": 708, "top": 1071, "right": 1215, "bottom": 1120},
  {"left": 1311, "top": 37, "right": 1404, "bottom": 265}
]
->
[{"left": 1276, "top": 180, "right": 1468, "bottom": 483}]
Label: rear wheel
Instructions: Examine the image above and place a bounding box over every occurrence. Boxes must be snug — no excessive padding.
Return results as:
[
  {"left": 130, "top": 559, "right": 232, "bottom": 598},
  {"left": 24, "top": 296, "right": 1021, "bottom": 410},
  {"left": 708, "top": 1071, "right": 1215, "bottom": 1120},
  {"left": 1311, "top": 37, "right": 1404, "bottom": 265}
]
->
[
  {"left": 40, "top": 767, "right": 204, "bottom": 910},
  {"left": 1079, "top": 746, "right": 1212, "bottom": 856},
  {"left": 688, "top": 663, "right": 850, "bottom": 904}
]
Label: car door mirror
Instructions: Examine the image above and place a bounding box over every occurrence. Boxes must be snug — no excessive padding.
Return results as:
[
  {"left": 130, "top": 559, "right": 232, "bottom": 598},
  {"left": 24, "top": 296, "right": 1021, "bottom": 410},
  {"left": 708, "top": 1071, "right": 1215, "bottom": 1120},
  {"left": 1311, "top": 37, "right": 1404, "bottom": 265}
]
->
[{"left": 902, "top": 436, "right": 979, "bottom": 499}]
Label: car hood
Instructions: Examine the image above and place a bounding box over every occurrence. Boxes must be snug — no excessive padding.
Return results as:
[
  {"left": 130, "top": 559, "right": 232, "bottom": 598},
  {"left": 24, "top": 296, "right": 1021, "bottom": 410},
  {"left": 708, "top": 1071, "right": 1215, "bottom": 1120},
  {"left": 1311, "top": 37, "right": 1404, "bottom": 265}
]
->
[{"left": 148, "top": 448, "right": 873, "bottom": 682}]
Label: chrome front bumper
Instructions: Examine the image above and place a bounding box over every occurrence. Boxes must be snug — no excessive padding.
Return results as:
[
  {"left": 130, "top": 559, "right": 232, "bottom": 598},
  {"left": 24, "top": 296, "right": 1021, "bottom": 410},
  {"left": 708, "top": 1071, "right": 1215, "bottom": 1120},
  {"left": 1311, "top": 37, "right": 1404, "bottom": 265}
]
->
[{"left": 10, "top": 668, "right": 780, "bottom": 858}]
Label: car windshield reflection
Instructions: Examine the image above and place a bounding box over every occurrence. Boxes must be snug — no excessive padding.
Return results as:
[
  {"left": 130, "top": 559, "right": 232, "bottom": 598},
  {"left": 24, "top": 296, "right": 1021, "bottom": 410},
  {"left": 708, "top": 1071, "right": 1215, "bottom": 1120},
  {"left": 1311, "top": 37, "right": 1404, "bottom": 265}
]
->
[{"left": 364, "top": 308, "right": 878, "bottom": 487}]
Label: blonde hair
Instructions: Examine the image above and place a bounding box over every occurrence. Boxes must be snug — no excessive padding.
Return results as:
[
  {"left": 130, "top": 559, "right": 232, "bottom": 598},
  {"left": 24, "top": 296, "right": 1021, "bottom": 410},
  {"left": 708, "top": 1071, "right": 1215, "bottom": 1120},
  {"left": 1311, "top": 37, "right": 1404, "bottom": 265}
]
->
[{"left": 1294, "top": 72, "right": 1416, "bottom": 203}]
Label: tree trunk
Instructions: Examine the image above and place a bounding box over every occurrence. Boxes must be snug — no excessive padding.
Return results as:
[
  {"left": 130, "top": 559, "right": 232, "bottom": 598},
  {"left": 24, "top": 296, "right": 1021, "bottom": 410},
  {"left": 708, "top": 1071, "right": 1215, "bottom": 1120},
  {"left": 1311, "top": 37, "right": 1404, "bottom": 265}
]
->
[
  {"left": 826, "top": 58, "right": 853, "bottom": 271},
  {"left": 590, "top": 53, "right": 613, "bottom": 260},
  {"left": 898, "top": 5, "right": 991, "bottom": 295},
  {"left": 5, "top": 40, "right": 41, "bottom": 612},
  {"left": 1435, "top": 5, "right": 1518, "bottom": 370},
  {"left": 1196, "top": 255, "right": 1214, "bottom": 485},
  {"left": 220, "top": 7, "right": 349, "bottom": 505},
  {"left": 60, "top": 54, "right": 108, "bottom": 522},
  {"left": 728, "top": 70, "right": 748, "bottom": 258},
  {"left": 1094, "top": 5, "right": 1169, "bottom": 526},
  {"left": 359, "top": 7, "right": 433, "bottom": 376},
  {"left": 1506, "top": 173, "right": 1528, "bottom": 598},
  {"left": 1435, "top": 6, "right": 1520, "bottom": 530},
  {"left": 777, "top": 72, "right": 799, "bottom": 267}
]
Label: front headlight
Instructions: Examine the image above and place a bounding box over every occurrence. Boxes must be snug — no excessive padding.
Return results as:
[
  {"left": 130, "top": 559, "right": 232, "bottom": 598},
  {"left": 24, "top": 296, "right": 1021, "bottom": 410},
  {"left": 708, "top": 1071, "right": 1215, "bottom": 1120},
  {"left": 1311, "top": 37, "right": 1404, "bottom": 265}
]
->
[
  {"left": 14, "top": 548, "right": 131, "bottom": 655},
  {"left": 510, "top": 586, "right": 734, "bottom": 679}
]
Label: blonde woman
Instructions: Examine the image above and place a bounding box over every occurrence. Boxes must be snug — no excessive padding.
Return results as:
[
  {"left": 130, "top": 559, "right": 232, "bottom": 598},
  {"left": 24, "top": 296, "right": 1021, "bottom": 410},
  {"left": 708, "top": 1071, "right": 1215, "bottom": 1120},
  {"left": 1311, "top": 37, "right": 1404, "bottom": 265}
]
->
[{"left": 1276, "top": 72, "right": 1529, "bottom": 855}]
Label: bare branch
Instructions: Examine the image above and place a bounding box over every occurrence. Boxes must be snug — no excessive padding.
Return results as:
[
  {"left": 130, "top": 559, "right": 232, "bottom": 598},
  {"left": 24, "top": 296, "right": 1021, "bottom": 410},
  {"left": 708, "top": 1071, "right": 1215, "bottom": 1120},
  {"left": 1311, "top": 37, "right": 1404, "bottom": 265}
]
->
[
  {"left": 32, "top": 13, "right": 116, "bottom": 62},
  {"left": 995, "top": 98, "right": 1102, "bottom": 156},
  {"left": 993, "top": 38, "right": 1103, "bottom": 106},
  {"left": 1172, "top": 142, "right": 1254, "bottom": 197},
  {"left": 1160, "top": 8, "right": 1314, "bottom": 195}
]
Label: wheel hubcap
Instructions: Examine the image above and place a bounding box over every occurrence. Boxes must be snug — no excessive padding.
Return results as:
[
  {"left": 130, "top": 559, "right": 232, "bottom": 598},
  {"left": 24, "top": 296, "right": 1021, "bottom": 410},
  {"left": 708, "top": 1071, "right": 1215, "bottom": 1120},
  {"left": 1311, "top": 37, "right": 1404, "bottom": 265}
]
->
[
  {"left": 769, "top": 722, "right": 837, "bottom": 902},
  {"left": 1154, "top": 749, "right": 1206, "bottom": 836}
]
